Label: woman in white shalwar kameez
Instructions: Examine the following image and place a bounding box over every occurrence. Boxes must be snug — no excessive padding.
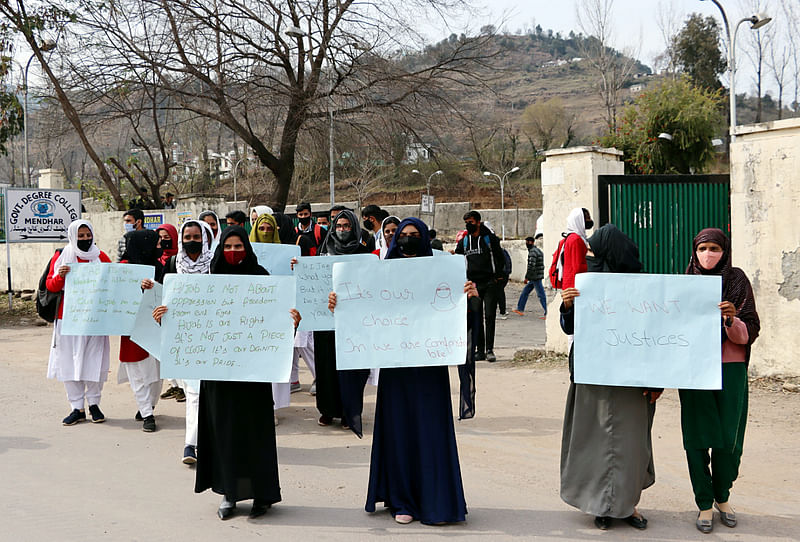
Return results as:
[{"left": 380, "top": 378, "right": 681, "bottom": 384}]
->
[{"left": 46, "top": 220, "right": 112, "bottom": 425}]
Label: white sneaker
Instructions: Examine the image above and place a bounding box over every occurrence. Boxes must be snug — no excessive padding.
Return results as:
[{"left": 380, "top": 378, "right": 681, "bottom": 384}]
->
[{"left": 309, "top": 380, "right": 316, "bottom": 396}]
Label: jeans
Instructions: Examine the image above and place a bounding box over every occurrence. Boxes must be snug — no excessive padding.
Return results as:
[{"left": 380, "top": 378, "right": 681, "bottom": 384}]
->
[
  {"left": 475, "top": 280, "right": 500, "bottom": 353},
  {"left": 516, "top": 280, "right": 547, "bottom": 314}
]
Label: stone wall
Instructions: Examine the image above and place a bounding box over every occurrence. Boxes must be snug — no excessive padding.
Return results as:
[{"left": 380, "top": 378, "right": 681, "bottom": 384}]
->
[{"left": 730, "top": 118, "right": 800, "bottom": 376}]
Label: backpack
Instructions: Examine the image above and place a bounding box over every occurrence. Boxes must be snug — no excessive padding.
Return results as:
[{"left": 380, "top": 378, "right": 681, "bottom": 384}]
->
[
  {"left": 502, "top": 249, "right": 512, "bottom": 276},
  {"left": 549, "top": 236, "right": 569, "bottom": 289},
  {"left": 36, "top": 250, "right": 63, "bottom": 323}
]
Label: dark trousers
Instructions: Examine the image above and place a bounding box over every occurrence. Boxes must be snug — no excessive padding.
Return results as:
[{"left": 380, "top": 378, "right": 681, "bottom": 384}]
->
[
  {"left": 497, "top": 276, "right": 508, "bottom": 314},
  {"left": 475, "top": 280, "right": 500, "bottom": 354},
  {"left": 685, "top": 448, "right": 742, "bottom": 510}
]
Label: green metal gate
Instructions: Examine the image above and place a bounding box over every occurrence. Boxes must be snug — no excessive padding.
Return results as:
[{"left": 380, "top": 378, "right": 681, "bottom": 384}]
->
[{"left": 598, "top": 174, "right": 730, "bottom": 274}]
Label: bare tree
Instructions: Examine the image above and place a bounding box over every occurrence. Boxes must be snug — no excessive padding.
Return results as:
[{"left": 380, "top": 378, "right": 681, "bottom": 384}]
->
[
  {"left": 739, "top": 0, "right": 775, "bottom": 122},
  {"left": 654, "top": 0, "right": 684, "bottom": 75},
  {"left": 781, "top": 0, "right": 800, "bottom": 115},
  {"left": 575, "top": 0, "right": 640, "bottom": 131},
  {"left": 767, "top": 34, "right": 791, "bottom": 119},
  {"left": 520, "top": 98, "right": 576, "bottom": 152},
  {"left": 64, "top": 0, "right": 497, "bottom": 211}
]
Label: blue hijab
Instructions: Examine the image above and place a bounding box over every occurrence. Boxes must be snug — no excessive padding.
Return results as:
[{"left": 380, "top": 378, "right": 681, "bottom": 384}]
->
[{"left": 385, "top": 217, "right": 433, "bottom": 259}]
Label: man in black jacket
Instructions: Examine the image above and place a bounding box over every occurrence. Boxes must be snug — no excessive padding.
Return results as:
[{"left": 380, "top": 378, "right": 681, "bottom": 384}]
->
[
  {"left": 513, "top": 234, "right": 547, "bottom": 318},
  {"left": 455, "top": 210, "right": 506, "bottom": 362}
]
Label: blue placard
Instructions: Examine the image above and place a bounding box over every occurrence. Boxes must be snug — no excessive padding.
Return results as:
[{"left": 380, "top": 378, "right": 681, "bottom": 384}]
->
[
  {"left": 332, "top": 256, "right": 468, "bottom": 369},
  {"left": 251, "top": 242, "right": 301, "bottom": 276},
  {"left": 294, "top": 254, "right": 377, "bottom": 331},
  {"left": 574, "top": 273, "right": 722, "bottom": 390},
  {"left": 159, "top": 274, "right": 296, "bottom": 382},
  {"left": 130, "top": 282, "right": 163, "bottom": 358},
  {"left": 61, "top": 263, "right": 154, "bottom": 336}
]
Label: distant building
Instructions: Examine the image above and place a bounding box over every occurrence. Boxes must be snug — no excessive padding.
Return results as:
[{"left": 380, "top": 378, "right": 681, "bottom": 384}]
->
[
  {"left": 403, "top": 142, "right": 435, "bottom": 164},
  {"left": 629, "top": 83, "right": 645, "bottom": 94}
]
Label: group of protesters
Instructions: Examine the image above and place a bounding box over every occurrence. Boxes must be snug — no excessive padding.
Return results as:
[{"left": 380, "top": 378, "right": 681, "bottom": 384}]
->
[{"left": 41, "top": 201, "right": 759, "bottom": 533}]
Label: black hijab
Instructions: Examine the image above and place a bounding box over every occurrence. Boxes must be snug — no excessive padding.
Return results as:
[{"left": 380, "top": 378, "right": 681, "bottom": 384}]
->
[
  {"left": 586, "top": 223, "right": 643, "bottom": 273},
  {"left": 322, "top": 210, "right": 368, "bottom": 255},
  {"left": 686, "top": 228, "right": 759, "bottom": 347},
  {"left": 272, "top": 212, "right": 298, "bottom": 245},
  {"left": 385, "top": 217, "right": 434, "bottom": 259},
  {"left": 210, "top": 226, "right": 268, "bottom": 276},
  {"left": 122, "top": 229, "right": 165, "bottom": 282}
]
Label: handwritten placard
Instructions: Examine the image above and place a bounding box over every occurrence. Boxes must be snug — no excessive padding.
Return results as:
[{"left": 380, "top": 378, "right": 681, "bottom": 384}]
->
[
  {"left": 131, "top": 282, "right": 163, "bottom": 358},
  {"left": 61, "top": 263, "right": 153, "bottom": 336},
  {"left": 159, "top": 274, "right": 296, "bottom": 382},
  {"left": 332, "top": 256, "right": 468, "bottom": 369},
  {"left": 250, "top": 243, "right": 300, "bottom": 276},
  {"left": 294, "top": 254, "right": 377, "bottom": 331},
  {"left": 574, "top": 273, "right": 722, "bottom": 389}
]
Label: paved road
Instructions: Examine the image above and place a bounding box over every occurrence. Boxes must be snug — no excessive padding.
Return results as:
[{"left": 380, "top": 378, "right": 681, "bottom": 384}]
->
[{"left": 2, "top": 285, "right": 798, "bottom": 541}]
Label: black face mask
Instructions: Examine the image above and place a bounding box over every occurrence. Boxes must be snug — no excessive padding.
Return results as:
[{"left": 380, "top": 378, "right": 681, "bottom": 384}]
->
[
  {"left": 298, "top": 216, "right": 311, "bottom": 226},
  {"left": 465, "top": 222, "right": 478, "bottom": 234},
  {"left": 183, "top": 240, "right": 203, "bottom": 255},
  {"left": 397, "top": 236, "right": 421, "bottom": 256},
  {"left": 161, "top": 239, "right": 173, "bottom": 250},
  {"left": 526, "top": 243, "right": 534, "bottom": 249},
  {"left": 335, "top": 230, "right": 354, "bottom": 243},
  {"left": 363, "top": 219, "right": 373, "bottom": 231},
  {"left": 77, "top": 239, "right": 94, "bottom": 252},
  {"left": 585, "top": 220, "right": 594, "bottom": 230}
]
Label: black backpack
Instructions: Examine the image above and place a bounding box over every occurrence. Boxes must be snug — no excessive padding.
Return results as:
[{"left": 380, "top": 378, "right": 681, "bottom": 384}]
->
[{"left": 36, "top": 250, "right": 63, "bottom": 323}]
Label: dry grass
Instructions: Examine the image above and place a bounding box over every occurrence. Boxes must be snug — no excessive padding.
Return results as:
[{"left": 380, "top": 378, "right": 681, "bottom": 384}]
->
[
  {"left": 0, "top": 297, "right": 45, "bottom": 328},
  {"left": 510, "top": 348, "right": 568, "bottom": 369}
]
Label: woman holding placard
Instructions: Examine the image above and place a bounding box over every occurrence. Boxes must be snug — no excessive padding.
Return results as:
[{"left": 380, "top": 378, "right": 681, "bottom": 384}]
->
[
  {"left": 46, "top": 219, "right": 112, "bottom": 426},
  {"left": 146, "top": 219, "right": 214, "bottom": 464},
  {"left": 155, "top": 226, "right": 300, "bottom": 520},
  {"left": 315, "top": 209, "right": 375, "bottom": 434},
  {"left": 680, "top": 228, "right": 760, "bottom": 533},
  {"left": 558, "top": 224, "right": 657, "bottom": 531},
  {"left": 328, "top": 217, "right": 474, "bottom": 525}
]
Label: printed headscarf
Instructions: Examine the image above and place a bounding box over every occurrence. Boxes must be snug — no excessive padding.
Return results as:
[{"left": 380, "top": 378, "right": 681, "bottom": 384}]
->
[
  {"left": 249, "top": 213, "right": 281, "bottom": 244},
  {"left": 52, "top": 219, "right": 102, "bottom": 278},
  {"left": 177, "top": 220, "right": 214, "bottom": 274},
  {"left": 686, "top": 228, "right": 760, "bottom": 347}
]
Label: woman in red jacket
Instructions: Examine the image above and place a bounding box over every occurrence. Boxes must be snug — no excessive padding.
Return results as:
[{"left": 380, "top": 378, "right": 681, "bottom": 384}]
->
[{"left": 46, "top": 219, "right": 112, "bottom": 426}]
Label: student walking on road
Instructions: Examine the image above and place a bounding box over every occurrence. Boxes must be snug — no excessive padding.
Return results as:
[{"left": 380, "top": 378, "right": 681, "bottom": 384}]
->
[{"left": 514, "top": 234, "right": 547, "bottom": 318}]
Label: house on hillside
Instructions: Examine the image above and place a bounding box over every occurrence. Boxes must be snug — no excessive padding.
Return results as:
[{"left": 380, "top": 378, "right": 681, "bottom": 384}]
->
[{"left": 403, "top": 142, "right": 435, "bottom": 164}]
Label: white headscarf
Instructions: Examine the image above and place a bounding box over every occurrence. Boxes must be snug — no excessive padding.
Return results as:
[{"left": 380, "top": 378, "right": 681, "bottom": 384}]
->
[
  {"left": 177, "top": 220, "right": 214, "bottom": 274},
  {"left": 52, "top": 219, "right": 102, "bottom": 278},
  {"left": 198, "top": 210, "right": 221, "bottom": 244},
  {"left": 555, "top": 207, "right": 589, "bottom": 284},
  {"left": 377, "top": 216, "right": 400, "bottom": 260},
  {"left": 564, "top": 207, "right": 587, "bottom": 241},
  {"left": 251, "top": 205, "right": 273, "bottom": 220}
]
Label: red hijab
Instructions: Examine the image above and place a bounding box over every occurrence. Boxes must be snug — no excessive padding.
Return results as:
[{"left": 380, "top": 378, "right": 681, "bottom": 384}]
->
[{"left": 156, "top": 224, "right": 179, "bottom": 265}]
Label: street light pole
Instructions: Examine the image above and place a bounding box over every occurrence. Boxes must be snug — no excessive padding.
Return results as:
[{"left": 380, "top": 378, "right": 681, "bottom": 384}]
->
[
  {"left": 703, "top": 0, "right": 772, "bottom": 141},
  {"left": 483, "top": 167, "right": 519, "bottom": 241}
]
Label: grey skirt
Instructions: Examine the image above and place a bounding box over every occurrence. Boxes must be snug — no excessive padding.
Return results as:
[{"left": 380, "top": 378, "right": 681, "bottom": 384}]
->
[{"left": 560, "top": 382, "right": 656, "bottom": 518}]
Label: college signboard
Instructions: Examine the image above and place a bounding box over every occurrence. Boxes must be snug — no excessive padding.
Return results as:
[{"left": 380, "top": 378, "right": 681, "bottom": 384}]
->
[{"left": 4, "top": 188, "right": 82, "bottom": 243}]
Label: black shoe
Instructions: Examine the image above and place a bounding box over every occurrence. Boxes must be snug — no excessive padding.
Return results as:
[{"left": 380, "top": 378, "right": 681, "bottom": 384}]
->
[
  {"left": 218, "top": 497, "right": 236, "bottom": 520},
  {"left": 62, "top": 409, "right": 86, "bottom": 426},
  {"left": 475, "top": 352, "right": 486, "bottom": 361},
  {"left": 135, "top": 410, "right": 143, "bottom": 421},
  {"left": 160, "top": 386, "right": 179, "bottom": 399},
  {"left": 594, "top": 516, "right": 612, "bottom": 530},
  {"left": 486, "top": 351, "right": 497, "bottom": 362},
  {"left": 142, "top": 415, "right": 156, "bottom": 432},
  {"left": 174, "top": 388, "right": 186, "bottom": 402},
  {"left": 624, "top": 514, "right": 647, "bottom": 530},
  {"left": 249, "top": 500, "right": 271, "bottom": 518},
  {"left": 183, "top": 445, "right": 197, "bottom": 465},
  {"left": 318, "top": 415, "right": 333, "bottom": 426},
  {"left": 88, "top": 404, "right": 105, "bottom": 423}
]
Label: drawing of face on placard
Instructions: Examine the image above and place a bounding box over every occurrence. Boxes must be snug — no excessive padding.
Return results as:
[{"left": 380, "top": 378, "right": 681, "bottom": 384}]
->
[{"left": 430, "top": 282, "right": 456, "bottom": 312}]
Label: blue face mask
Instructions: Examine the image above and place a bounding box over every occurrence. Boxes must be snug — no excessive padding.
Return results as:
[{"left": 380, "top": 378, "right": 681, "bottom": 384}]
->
[{"left": 124, "top": 223, "right": 135, "bottom": 232}]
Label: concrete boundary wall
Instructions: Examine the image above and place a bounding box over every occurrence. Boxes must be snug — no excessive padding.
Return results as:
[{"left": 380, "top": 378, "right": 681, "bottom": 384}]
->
[{"left": 731, "top": 118, "right": 800, "bottom": 376}]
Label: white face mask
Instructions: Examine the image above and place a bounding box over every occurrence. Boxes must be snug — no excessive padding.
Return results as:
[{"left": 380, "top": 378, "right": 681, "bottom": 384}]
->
[{"left": 124, "top": 223, "right": 135, "bottom": 232}]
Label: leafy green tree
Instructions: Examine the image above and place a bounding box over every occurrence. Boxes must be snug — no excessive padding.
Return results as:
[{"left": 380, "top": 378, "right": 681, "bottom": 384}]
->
[
  {"left": 672, "top": 14, "right": 727, "bottom": 91},
  {"left": 599, "top": 77, "right": 723, "bottom": 174}
]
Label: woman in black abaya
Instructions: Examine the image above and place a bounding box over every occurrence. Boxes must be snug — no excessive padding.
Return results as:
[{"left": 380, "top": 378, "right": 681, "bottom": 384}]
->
[
  {"left": 156, "top": 226, "right": 299, "bottom": 520},
  {"left": 329, "top": 217, "right": 473, "bottom": 525}
]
